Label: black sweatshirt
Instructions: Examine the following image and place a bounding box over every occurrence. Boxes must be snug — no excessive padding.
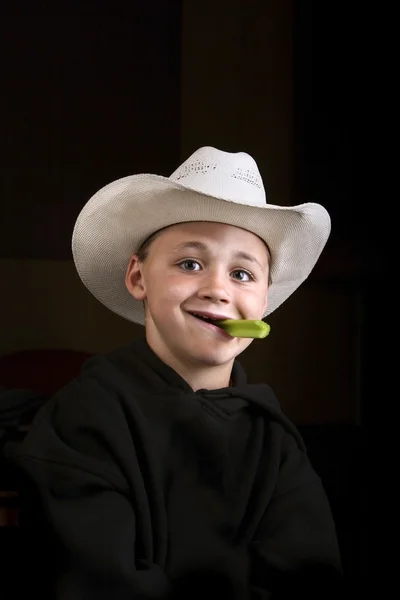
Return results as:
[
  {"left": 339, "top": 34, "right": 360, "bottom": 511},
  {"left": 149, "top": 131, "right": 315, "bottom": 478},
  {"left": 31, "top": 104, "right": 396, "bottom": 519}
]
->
[{"left": 14, "top": 337, "right": 342, "bottom": 599}]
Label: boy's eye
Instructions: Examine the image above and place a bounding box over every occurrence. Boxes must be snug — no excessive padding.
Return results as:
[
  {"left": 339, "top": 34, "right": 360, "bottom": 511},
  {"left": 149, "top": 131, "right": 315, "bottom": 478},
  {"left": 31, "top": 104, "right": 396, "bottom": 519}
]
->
[
  {"left": 231, "top": 269, "right": 253, "bottom": 282},
  {"left": 177, "top": 261, "right": 253, "bottom": 281},
  {"left": 179, "top": 260, "right": 201, "bottom": 271}
]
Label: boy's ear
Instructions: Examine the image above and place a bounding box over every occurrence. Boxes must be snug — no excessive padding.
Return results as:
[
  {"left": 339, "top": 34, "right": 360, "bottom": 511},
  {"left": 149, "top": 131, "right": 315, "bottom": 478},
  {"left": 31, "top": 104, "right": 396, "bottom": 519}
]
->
[{"left": 125, "top": 255, "right": 147, "bottom": 301}]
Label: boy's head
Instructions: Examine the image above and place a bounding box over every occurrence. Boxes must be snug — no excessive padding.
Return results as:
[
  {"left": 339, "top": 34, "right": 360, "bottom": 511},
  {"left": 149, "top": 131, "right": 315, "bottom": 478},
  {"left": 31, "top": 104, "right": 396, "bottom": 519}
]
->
[
  {"left": 125, "top": 221, "right": 271, "bottom": 369},
  {"left": 72, "top": 145, "right": 331, "bottom": 331}
]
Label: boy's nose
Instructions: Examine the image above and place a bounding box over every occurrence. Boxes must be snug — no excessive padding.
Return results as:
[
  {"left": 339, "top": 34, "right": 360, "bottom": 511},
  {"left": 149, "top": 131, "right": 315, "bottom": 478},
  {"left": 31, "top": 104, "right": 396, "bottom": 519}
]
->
[{"left": 197, "top": 274, "right": 231, "bottom": 304}]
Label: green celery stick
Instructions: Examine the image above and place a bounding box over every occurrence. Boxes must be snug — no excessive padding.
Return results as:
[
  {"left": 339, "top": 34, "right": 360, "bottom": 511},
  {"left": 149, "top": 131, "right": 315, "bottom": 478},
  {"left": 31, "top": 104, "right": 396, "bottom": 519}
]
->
[{"left": 218, "top": 319, "right": 270, "bottom": 339}]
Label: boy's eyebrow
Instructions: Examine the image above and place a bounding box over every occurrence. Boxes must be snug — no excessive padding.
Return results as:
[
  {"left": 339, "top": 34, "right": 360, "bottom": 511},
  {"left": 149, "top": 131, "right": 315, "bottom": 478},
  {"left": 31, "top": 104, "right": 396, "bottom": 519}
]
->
[{"left": 171, "top": 241, "right": 265, "bottom": 270}]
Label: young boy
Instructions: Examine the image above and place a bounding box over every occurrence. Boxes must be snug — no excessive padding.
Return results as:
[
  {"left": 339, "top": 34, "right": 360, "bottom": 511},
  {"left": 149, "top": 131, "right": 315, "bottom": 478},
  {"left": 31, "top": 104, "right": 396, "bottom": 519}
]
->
[{"left": 14, "top": 147, "right": 342, "bottom": 598}]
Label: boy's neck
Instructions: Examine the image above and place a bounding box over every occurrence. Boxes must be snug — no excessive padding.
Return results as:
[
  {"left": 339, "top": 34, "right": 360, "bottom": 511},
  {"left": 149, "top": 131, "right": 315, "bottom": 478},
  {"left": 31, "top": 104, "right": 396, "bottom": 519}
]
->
[
  {"left": 146, "top": 335, "right": 233, "bottom": 391},
  {"left": 184, "top": 366, "right": 232, "bottom": 392}
]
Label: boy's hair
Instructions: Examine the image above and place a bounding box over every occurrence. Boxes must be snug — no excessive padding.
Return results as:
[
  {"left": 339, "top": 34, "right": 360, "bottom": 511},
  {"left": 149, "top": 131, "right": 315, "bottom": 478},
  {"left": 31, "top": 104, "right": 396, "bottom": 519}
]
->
[
  {"left": 136, "top": 225, "right": 273, "bottom": 286},
  {"left": 136, "top": 226, "right": 170, "bottom": 262}
]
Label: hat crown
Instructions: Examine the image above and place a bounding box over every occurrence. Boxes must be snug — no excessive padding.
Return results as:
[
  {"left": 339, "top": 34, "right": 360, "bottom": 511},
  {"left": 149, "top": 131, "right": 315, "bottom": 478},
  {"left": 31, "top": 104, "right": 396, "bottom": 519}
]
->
[{"left": 169, "top": 146, "right": 267, "bottom": 207}]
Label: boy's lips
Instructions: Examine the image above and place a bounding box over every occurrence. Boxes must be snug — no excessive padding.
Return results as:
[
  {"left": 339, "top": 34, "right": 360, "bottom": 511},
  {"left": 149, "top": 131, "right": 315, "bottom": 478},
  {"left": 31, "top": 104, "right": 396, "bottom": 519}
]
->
[
  {"left": 185, "top": 310, "right": 236, "bottom": 338},
  {"left": 185, "top": 310, "right": 235, "bottom": 321}
]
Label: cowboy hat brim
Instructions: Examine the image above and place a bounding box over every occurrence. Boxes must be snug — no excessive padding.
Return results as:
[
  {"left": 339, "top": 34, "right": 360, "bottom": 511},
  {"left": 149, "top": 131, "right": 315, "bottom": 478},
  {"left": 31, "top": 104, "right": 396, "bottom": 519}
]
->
[{"left": 72, "top": 173, "right": 331, "bottom": 325}]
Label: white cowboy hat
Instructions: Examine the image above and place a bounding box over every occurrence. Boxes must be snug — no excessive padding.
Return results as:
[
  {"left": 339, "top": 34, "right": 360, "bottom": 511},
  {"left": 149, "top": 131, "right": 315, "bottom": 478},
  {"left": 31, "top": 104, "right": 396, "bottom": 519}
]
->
[{"left": 72, "top": 146, "right": 330, "bottom": 325}]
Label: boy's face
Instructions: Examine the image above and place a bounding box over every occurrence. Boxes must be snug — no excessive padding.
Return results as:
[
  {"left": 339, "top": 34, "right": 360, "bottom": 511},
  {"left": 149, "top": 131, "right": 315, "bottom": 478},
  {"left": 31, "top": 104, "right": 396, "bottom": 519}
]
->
[{"left": 126, "top": 222, "right": 270, "bottom": 376}]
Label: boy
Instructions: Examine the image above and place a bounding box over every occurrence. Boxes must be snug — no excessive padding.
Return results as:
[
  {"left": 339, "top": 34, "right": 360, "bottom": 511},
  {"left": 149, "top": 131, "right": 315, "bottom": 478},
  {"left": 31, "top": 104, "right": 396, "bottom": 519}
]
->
[{"left": 14, "top": 147, "right": 342, "bottom": 598}]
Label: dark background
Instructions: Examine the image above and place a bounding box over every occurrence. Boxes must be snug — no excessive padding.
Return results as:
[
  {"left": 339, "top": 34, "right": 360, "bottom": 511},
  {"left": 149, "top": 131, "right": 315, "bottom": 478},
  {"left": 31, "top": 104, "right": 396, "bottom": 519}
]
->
[{"left": 0, "top": 2, "right": 181, "bottom": 259}]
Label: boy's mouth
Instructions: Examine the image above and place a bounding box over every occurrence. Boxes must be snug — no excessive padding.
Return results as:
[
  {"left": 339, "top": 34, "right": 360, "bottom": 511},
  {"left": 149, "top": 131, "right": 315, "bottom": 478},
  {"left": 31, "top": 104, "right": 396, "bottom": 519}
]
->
[
  {"left": 188, "top": 311, "right": 231, "bottom": 328},
  {"left": 187, "top": 312, "right": 234, "bottom": 339},
  {"left": 189, "top": 312, "right": 222, "bottom": 327}
]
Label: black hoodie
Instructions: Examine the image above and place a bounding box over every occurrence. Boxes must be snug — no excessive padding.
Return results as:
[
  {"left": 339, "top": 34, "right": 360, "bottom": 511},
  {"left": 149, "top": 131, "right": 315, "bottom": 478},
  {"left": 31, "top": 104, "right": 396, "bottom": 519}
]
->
[{"left": 14, "top": 338, "right": 342, "bottom": 599}]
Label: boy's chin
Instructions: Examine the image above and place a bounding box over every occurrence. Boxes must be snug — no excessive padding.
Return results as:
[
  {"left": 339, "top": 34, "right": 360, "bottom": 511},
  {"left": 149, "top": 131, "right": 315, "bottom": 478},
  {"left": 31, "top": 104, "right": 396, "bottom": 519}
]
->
[{"left": 187, "top": 343, "right": 248, "bottom": 367}]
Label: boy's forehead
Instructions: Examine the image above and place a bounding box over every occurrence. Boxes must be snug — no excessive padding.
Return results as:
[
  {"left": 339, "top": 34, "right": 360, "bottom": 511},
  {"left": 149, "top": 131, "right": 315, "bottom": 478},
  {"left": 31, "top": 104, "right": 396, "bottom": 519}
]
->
[{"left": 149, "top": 221, "right": 270, "bottom": 263}]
